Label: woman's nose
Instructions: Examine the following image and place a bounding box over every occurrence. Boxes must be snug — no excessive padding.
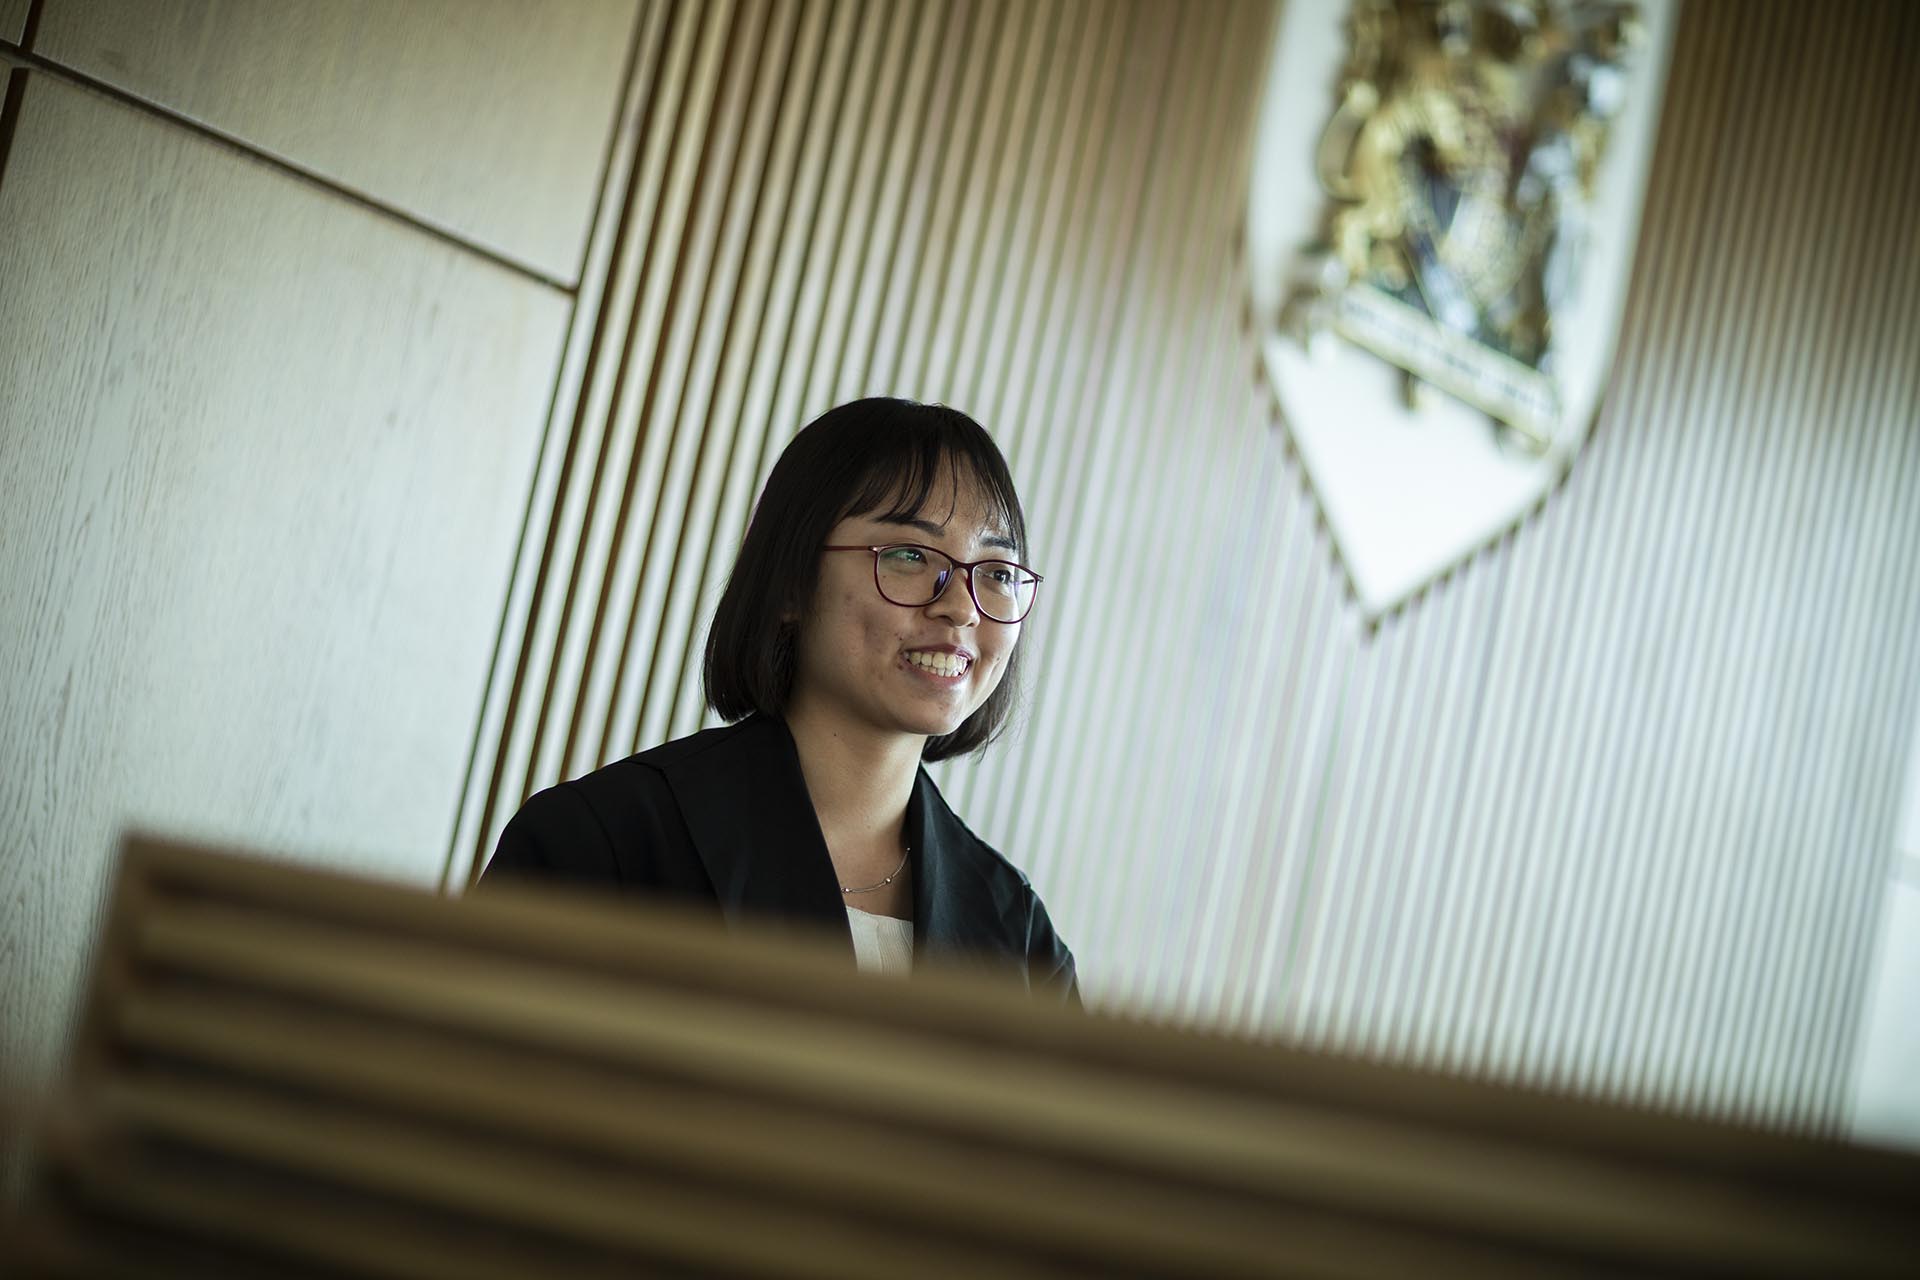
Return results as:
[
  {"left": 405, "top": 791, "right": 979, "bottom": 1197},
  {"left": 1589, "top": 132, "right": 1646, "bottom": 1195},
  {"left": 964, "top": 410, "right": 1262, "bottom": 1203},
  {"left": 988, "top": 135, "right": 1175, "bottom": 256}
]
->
[{"left": 926, "top": 569, "right": 980, "bottom": 624}]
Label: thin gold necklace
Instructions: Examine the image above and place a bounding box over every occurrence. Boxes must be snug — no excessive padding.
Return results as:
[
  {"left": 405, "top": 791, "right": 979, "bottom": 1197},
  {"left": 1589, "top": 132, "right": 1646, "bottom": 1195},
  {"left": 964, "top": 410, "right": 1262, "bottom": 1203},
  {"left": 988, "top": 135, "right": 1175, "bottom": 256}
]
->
[{"left": 841, "top": 845, "right": 910, "bottom": 894}]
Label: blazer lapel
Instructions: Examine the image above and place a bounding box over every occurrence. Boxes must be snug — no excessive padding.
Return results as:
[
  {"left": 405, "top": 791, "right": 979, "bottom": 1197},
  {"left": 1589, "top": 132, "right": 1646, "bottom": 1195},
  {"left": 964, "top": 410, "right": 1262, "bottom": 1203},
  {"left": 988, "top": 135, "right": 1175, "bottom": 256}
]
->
[
  {"left": 657, "top": 716, "right": 853, "bottom": 954},
  {"left": 909, "top": 769, "right": 1021, "bottom": 971}
]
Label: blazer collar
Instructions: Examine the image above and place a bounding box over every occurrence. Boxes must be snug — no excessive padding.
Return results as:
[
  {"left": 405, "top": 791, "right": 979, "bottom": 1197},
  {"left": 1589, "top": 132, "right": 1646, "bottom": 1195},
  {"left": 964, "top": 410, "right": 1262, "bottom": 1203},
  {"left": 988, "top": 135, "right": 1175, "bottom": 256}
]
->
[{"left": 655, "top": 715, "right": 1007, "bottom": 961}]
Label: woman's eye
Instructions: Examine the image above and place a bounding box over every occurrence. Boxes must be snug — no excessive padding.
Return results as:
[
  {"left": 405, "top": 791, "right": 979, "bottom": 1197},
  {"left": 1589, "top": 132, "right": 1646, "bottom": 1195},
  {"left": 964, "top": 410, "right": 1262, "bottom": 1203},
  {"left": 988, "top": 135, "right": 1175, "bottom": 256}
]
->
[
  {"left": 984, "top": 566, "right": 1017, "bottom": 586},
  {"left": 880, "top": 546, "right": 926, "bottom": 566}
]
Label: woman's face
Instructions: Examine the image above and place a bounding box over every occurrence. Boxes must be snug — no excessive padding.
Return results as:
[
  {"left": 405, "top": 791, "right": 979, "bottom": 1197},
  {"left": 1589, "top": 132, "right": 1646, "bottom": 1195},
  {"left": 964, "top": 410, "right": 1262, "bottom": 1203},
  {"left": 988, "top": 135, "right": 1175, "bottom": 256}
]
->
[{"left": 791, "top": 463, "right": 1023, "bottom": 743}]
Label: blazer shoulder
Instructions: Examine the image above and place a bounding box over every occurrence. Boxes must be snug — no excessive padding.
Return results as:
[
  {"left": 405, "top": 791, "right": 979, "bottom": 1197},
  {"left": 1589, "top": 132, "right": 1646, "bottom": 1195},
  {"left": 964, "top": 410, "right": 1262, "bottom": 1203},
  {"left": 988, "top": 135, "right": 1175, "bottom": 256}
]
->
[
  {"left": 558, "top": 716, "right": 761, "bottom": 811},
  {"left": 485, "top": 726, "right": 730, "bottom": 886},
  {"left": 628, "top": 715, "right": 775, "bottom": 771},
  {"left": 518, "top": 717, "right": 779, "bottom": 855},
  {"left": 487, "top": 775, "right": 623, "bottom": 882}
]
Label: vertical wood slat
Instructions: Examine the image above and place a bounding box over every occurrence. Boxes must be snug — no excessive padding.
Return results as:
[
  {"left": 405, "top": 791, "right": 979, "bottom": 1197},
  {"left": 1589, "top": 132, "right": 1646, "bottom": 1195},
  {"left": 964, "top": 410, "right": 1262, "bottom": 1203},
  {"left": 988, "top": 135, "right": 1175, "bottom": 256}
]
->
[
  {"left": 1044, "top": 0, "right": 1232, "bottom": 985},
  {"left": 618, "top": 0, "right": 802, "bottom": 759},
  {"left": 1101, "top": 0, "right": 1278, "bottom": 1017},
  {"left": 1551, "top": 0, "right": 1798, "bottom": 1103},
  {"left": 1774, "top": 1, "right": 1920, "bottom": 1129},
  {"left": 1676, "top": 4, "right": 1884, "bottom": 1122},
  {"left": 454, "top": 0, "right": 1920, "bottom": 1138},
  {"left": 1003, "top": 0, "right": 1189, "bottom": 887},
  {"left": 660, "top": 0, "right": 852, "bottom": 745},
  {"left": 965, "top": 0, "right": 1137, "bottom": 839},
  {"left": 1674, "top": 0, "right": 1896, "bottom": 1120},
  {"left": 1019, "top": 0, "right": 1192, "bottom": 950},
  {"left": 586, "top": 0, "right": 770, "bottom": 771}
]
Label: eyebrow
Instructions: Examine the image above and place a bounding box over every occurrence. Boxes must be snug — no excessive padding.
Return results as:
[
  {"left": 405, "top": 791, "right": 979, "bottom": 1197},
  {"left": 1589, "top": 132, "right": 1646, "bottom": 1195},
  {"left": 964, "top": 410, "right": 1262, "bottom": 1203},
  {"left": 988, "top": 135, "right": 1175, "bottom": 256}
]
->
[{"left": 877, "top": 516, "right": 1020, "bottom": 554}]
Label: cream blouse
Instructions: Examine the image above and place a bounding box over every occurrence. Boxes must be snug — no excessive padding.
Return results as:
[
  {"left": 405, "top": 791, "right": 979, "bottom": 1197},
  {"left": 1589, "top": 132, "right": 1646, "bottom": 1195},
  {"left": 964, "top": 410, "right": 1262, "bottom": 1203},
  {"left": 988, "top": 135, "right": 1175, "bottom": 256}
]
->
[{"left": 845, "top": 906, "right": 914, "bottom": 976}]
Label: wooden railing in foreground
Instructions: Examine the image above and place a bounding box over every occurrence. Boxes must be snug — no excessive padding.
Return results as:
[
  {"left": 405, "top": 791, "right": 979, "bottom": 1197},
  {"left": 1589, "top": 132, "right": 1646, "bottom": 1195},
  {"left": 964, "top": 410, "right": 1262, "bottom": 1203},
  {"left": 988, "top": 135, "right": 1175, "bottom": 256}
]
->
[{"left": 8, "top": 834, "right": 1917, "bottom": 1278}]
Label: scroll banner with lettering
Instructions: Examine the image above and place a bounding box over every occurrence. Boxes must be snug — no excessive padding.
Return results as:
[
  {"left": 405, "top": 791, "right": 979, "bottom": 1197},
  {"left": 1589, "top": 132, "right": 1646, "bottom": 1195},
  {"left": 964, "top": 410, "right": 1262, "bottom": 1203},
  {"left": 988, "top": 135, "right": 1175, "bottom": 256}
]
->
[{"left": 1248, "top": 0, "right": 1677, "bottom": 617}]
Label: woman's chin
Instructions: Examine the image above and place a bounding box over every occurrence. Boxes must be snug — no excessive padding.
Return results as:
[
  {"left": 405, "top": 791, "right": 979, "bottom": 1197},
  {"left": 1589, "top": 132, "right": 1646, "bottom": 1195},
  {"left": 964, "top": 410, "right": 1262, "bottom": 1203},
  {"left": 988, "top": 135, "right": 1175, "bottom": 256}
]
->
[
  {"left": 909, "top": 713, "right": 965, "bottom": 740},
  {"left": 886, "top": 680, "right": 976, "bottom": 739},
  {"left": 897, "top": 700, "right": 970, "bottom": 740}
]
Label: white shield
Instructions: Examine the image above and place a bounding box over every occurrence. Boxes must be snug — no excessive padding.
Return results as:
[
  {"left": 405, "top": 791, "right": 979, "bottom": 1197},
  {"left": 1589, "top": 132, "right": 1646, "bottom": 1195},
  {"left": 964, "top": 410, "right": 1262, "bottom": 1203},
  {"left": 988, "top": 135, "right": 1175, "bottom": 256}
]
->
[{"left": 1247, "top": 0, "right": 1679, "bottom": 617}]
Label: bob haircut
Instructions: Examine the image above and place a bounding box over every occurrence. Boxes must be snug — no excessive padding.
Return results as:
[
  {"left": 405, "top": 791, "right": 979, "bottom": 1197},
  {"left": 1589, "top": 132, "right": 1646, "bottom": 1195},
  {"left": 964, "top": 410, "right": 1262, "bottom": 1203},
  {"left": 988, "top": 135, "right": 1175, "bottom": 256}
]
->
[{"left": 704, "top": 397, "right": 1030, "bottom": 760}]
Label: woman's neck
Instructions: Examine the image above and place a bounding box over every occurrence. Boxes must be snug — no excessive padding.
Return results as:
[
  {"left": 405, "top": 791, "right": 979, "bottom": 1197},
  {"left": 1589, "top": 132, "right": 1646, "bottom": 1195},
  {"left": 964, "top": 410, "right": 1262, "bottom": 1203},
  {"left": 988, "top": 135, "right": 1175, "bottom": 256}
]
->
[{"left": 782, "top": 700, "right": 922, "bottom": 863}]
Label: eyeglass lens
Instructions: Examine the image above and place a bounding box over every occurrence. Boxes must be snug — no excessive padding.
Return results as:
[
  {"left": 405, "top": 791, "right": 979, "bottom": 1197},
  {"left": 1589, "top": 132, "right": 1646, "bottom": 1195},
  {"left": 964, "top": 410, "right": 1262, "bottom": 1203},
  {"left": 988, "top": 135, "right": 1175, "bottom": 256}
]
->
[{"left": 874, "top": 545, "right": 1036, "bottom": 622}]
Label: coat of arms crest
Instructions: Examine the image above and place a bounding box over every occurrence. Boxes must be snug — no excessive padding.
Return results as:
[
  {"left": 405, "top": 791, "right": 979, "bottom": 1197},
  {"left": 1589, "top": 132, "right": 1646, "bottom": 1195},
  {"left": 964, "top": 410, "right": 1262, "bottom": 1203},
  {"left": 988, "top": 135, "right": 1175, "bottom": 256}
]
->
[{"left": 1248, "top": 0, "right": 1676, "bottom": 615}]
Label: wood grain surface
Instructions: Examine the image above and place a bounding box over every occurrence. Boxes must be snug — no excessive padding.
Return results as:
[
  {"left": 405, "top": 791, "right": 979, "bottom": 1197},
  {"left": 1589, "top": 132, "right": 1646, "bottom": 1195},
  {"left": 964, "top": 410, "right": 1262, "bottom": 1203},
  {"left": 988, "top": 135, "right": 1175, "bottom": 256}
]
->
[
  {"left": 0, "top": 72, "right": 568, "bottom": 1096},
  {"left": 15, "top": 836, "right": 1917, "bottom": 1277},
  {"left": 0, "top": 0, "right": 28, "bottom": 48},
  {"left": 31, "top": 0, "right": 640, "bottom": 283}
]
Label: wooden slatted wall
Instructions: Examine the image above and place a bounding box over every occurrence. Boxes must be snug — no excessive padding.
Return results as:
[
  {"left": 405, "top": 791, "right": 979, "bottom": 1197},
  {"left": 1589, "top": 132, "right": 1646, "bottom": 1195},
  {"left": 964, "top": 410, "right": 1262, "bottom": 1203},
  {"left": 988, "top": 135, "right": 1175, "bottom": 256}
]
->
[{"left": 451, "top": 0, "right": 1920, "bottom": 1138}]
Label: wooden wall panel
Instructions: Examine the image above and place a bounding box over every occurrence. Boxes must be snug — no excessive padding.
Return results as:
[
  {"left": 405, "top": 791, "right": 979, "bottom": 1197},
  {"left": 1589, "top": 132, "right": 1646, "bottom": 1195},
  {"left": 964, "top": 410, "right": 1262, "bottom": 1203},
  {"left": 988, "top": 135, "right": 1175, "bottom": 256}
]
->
[
  {"left": 0, "top": 0, "right": 27, "bottom": 47},
  {"left": 454, "top": 0, "right": 1920, "bottom": 1138},
  {"left": 0, "top": 73, "right": 568, "bottom": 1092},
  {"left": 32, "top": 0, "right": 640, "bottom": 282}
]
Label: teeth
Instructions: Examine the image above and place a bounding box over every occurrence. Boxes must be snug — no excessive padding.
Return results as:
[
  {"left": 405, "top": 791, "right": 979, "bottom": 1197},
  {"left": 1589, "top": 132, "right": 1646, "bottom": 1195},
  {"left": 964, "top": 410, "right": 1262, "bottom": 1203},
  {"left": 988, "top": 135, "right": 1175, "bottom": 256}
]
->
[{"left": 907, "top": 650, "right": 969, "bottom": 677}]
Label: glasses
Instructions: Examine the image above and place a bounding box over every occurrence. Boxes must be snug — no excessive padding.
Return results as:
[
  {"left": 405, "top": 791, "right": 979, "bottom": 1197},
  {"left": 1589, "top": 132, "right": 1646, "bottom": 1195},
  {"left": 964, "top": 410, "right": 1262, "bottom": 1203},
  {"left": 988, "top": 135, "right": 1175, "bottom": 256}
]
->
[{"left": 822, "top": 543, "right": 1044, "bottom": 624}]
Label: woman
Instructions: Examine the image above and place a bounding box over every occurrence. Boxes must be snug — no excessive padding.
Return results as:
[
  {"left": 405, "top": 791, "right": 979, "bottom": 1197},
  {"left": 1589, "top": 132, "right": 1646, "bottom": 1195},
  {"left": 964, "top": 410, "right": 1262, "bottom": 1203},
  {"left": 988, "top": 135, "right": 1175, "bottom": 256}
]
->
[{"left": 485, "top": 398, "right": 1078, "bottom": 1003}]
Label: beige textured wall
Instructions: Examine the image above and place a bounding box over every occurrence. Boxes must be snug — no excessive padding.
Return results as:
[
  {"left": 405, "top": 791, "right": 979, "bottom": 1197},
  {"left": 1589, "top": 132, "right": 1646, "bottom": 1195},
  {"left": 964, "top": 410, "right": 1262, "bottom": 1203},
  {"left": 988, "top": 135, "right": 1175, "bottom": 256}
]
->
[
  {"left": 31, "top": 0, "right": 637, "bottom": 282},
  {"left": 0, "top": 1, "right": 637, "bottom": 1093},
  {"left": 456, "top": 0, "right": 1920, "bottom": 1138}
]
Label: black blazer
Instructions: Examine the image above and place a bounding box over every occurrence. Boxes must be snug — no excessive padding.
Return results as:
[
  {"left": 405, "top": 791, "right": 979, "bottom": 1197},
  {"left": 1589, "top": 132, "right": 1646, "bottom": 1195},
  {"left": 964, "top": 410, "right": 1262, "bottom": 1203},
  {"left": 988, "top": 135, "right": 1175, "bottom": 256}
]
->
[{"left": 485, "top": 714, "right": 1079, "bottom": 1004}]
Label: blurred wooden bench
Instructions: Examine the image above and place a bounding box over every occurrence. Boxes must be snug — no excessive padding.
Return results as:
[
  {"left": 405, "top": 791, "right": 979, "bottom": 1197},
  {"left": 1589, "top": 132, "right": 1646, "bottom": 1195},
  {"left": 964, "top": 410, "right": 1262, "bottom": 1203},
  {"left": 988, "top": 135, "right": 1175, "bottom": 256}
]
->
[{"left": 8, "top": 832, "right": 1916, "bottom": 1277}]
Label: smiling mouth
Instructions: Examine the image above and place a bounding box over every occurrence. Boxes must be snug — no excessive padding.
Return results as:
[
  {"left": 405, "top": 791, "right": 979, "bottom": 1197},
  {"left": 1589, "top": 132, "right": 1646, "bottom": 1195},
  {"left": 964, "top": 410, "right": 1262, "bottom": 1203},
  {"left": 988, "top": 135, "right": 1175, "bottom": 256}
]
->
[{"left": 904, "top": 650, "right": 971, "bottom": 678}]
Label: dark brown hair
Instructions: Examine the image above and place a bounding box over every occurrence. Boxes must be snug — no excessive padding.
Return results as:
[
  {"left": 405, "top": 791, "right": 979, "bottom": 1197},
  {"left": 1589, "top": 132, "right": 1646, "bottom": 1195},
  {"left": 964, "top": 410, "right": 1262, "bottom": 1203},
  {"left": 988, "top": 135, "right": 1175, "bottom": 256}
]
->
[{"left": 703, "top": 398, "right": 1030, "bottom": 760}]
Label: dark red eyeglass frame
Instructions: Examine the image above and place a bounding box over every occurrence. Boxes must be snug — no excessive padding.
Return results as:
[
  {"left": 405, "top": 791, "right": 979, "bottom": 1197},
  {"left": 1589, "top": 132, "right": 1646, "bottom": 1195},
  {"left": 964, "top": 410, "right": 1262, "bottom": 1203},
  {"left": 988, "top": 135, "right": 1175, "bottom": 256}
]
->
[{"left": 821, "top": 543, "right": 1044, "bottom": 623}]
